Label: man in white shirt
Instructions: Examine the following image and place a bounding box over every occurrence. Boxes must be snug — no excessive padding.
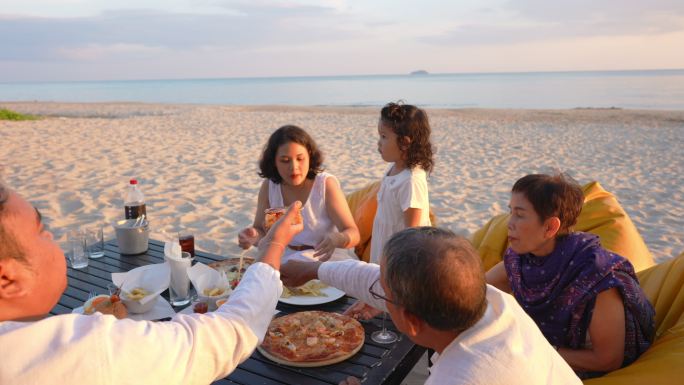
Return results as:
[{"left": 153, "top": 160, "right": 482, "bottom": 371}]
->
[
  {"left": 281, "top": 227, "right": 582, "bottom": 385},
  {"left": 0, "top": 182, "right": 302, "bottom": 384}
]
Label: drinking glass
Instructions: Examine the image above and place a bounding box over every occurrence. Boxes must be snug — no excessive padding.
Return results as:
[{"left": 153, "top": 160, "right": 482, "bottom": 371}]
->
[
  {"left": 178, "top": 231, "right": 195, "bottom": 258},
  {"left": 371, "top": 312, "right": 398, "bottom": 344},
  {"left": 87, "top": 225, "right": 105, "bottom": 259},
  {"left": 166, "top": 251, "right": 193, "bottom": 306},
  {"left": 67, "top": 229, "right": 89, "bottom": 269},
  {"left": 367, "top": 278, "right": 399, "bottom": 344}
]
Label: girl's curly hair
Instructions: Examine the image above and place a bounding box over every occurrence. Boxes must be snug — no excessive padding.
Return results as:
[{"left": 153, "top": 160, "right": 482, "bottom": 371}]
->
[{"left": 380, "top": 102, "right": 434, "bottom": 173}]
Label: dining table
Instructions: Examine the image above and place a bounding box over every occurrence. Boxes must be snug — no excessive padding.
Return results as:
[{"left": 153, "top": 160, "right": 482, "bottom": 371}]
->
[{"left": 51, "top": 238, "right": 427, "bottom": 385}]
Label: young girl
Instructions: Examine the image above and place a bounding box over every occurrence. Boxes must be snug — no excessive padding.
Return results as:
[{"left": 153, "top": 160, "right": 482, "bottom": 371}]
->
[
  {"left": 347, "top": 102, "right": 435, "bottom": 319},
  {"left": 238, "top": 125, "right": 360, "bottom": 263},
  {"left": 370, "top": 102, "right": 434, "bottom": 264}
]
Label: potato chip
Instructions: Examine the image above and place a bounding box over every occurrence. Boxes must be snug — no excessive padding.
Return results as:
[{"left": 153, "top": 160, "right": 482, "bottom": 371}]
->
[
  {"left": 282, "top": 280, "right": 328, "bottom": 298},
  {"left": 203, "top": 287, "right": 226, "bottom": 297},
  {"left": 125, "top": 287, "right": 149, "bottom": 301}
]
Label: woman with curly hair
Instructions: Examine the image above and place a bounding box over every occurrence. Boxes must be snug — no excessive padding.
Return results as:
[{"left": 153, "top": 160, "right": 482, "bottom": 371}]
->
[{"left": 237, "top": 125, "right": 359, "bottom": 263}]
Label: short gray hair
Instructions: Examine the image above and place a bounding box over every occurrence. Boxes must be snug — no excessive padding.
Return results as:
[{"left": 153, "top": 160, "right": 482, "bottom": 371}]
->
[
  {"left": 383, "top": 227, "right": 487, "bottom": 332},
  {"left": 0, "top": 182, "right": 27, "bottom": 262}
]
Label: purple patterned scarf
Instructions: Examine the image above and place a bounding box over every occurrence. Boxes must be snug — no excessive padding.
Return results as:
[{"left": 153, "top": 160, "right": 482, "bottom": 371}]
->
[{"left": 504, "top": 232, "right": 655, "bottom": 373}]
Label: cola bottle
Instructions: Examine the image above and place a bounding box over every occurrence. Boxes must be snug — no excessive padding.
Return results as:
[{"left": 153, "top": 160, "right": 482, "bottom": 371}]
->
[{"left": 124, "top": 179, "right": 147, "bottom": 219}]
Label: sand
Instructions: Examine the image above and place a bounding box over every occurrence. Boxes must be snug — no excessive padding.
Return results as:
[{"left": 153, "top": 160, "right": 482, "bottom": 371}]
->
[{"left": 1, "top": 102, "right": 683, "bottom": 263}]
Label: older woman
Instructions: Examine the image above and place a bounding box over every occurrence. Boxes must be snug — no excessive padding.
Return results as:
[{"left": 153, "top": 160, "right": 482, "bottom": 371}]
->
[{"left": 486, "top": 173, "right": 655, "bottom": 378}]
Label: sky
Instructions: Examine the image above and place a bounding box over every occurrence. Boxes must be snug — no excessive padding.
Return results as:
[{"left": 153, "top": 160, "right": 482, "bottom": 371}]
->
[{"left": 1, "top": 0, "right": 684, "bottom": 81}]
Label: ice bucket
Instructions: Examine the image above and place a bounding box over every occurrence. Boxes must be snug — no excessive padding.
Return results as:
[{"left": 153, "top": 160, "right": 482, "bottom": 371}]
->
[{"left": 113, "top": 219, "right": 150, "bottom": 255}]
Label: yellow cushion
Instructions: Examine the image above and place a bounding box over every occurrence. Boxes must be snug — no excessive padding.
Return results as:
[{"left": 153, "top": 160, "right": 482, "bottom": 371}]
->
[
  {"left": 584, "top": 252, "right": 684, "bottom": 384},
  {"left": 345, "top": 181, "right": 437, "bottom": 263},
  {"left": 471, "top": 181, "right": 655, "bottom": 272},
  {"left": 346, "top": 181, "right": 381, "bottom": 262}
]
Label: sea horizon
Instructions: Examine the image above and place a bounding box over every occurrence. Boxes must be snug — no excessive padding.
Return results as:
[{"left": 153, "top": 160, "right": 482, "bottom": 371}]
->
[{"left": 2, "top": 68, "right": 684, "bottom": 110}]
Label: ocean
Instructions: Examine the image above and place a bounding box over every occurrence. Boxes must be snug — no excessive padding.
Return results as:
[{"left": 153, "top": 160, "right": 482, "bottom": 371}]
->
[{"left": 2, "top": 69, "right": 684, "bottom": 109}]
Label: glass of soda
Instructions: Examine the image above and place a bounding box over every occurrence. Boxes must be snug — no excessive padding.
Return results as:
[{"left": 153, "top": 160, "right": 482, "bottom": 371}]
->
[{"left": 178, "top": 232, "right": 195, "bottom": 258}]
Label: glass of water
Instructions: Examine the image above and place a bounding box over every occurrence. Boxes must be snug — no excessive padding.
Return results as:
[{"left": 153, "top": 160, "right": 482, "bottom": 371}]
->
[
  {"left": 87, "top": 225, "right": 105, "bottom": 259},
  {"left": 67, "top": 229, "right": 89, "bottom": 269}
]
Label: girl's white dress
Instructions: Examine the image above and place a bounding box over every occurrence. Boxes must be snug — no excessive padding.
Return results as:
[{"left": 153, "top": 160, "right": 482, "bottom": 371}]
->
[
  {"left": 268, "top": 172, "right": 356, "bottom": 263},
  {"left": 370, "top": 165, "right": 431, "bottom": 264}
]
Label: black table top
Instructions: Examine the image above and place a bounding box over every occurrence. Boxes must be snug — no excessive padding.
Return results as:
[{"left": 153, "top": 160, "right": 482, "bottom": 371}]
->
[{"left": 52, "top": 239, "right": 426, "bottom": 385}]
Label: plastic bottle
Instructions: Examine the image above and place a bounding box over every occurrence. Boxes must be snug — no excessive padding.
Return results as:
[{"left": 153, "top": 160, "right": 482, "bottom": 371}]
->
[{"left": 124, "top": 179, "right": 147, "bottom": 219}]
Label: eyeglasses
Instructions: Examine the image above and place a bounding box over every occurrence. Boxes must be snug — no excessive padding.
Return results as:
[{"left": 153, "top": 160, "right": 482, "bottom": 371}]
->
[{"left": 368, "top": 278, "right": 399, "bottom": 306}]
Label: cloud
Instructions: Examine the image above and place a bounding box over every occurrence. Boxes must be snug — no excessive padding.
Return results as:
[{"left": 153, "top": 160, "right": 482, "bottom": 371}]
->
[
  {"left": 502, "top": 0, "right": 684, "bottom": 23},
  {"left": 55, "top": 43, "right": 167, "bottom": 60},
  {"left": 0, "top": 3, "right": 362, "bottom": 62},
  {"left": 422, "top": 1, "right": 684, "bottom": 46}
]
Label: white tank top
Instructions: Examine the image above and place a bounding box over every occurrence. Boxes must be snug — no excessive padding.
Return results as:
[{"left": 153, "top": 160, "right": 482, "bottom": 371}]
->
[{"left": 268, "top": 172, "right": 336, "bottom": 247}]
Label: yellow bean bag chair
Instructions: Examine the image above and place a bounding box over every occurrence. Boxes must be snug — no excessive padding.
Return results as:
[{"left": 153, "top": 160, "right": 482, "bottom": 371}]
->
[
  {"left": 346, "top": 181, "right": 436, "bottom": 262},
  {"left": 471, "top": 181, "right": 655, "bottom": 272},
  {"left": 584, "top": 252, "right": 684, "bottom": 384}
]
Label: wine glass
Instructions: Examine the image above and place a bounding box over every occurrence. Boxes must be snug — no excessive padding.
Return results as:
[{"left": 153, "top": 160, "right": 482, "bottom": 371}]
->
[
  {"left": 371, "top": 311, "right": 398, "bottom": 344},
  {"left": 368, "top": 278, "right": 399, "bottom": 344}
]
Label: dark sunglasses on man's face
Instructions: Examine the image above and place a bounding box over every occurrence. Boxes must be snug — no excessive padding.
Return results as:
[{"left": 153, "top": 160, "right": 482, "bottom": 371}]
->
[{"left": 368, "top": 278, "right": 398, "bottom": 306}]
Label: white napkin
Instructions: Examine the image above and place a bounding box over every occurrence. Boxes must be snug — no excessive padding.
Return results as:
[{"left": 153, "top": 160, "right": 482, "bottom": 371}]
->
[
  {"left": 128, "top": 297, "right": 176, "bottom": 321},
  {"left": 112, "top": 263, "right": 170, "bottom": 306},
  {"left": 187, "top": 262, "right": 231, "bottom": 296},
  {"left": 164, "top": 240, "right": 182, "bottom": 259},
  {"left": 164, "top": 243, "right": 192, "bottom": 298}
]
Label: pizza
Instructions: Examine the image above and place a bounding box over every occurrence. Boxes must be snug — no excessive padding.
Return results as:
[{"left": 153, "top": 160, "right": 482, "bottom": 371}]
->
[
  {"left": 258, "top": 310, "right": 365, "bottom": 367},
  {"left": 264, "top": 207, "right": 286, "bottom": 231},
  {"left": 264, "top": 206, "right": 303, "bottom": 231},
  {"left": 208, "top": 257, "right": 255, "bottom": 289},
  {"left": 83, "top": 294, "right": 128, "bottom": 319}
]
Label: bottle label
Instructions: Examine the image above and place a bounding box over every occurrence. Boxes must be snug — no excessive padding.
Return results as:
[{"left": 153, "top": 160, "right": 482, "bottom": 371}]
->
[{"left": 125, "top": 204, "right": 147, "bottom": 219}]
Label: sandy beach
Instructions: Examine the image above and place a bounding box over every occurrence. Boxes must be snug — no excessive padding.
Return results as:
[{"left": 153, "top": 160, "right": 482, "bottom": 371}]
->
[{"left": 1, "top": 102, "right": 683, "bottom": 263}]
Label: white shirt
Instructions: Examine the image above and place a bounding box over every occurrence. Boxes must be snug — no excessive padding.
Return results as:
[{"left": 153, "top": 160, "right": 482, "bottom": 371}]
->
[
  {"left": 318, "top": 260, "right": 581, "bottom": 385},
  {"left": 269, "top": 172, "right": 336, "bottom": 248},
  {"left": 268, "top": 172, "right": 356, "bottom": 263},
  {"left": 0, "top": 262, "right": 282, "bottom": 385},
  {"left": 370, "top": 165, "right": 431, "bottom": 264}
]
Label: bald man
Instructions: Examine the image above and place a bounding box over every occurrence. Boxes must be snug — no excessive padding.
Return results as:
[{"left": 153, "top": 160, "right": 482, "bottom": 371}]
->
[{"left": 0, "top": 181, "right": 303, "bottom": 384}]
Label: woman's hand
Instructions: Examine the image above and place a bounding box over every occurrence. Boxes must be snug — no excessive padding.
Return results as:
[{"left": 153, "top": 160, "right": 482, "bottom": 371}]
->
[
  {"left": 237, "top": 227, "right": 260, "bottom": 249},
  {"left": 343, "top": 300, "right": 382, "bottom": 320},
  {"left": 314, "top": 232, "right": 348, "bottom": 261}
]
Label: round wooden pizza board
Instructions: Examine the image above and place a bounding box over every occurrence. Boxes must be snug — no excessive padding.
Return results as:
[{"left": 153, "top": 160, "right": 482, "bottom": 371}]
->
[{"left": 256, "top": 337, "right": 364, "bottom": 368}]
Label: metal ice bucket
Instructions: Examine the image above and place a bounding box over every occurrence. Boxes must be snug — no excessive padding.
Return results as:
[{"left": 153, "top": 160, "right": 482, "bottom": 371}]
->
[{"left": 113, "top": 219, "right": 150, "bottom": 255}]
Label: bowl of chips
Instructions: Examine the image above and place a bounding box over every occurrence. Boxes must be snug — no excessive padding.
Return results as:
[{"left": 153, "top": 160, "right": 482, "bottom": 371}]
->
[
  {"left": 120, "top": 286, "right": 158, "bottom": 314},
  {"left": 197, "top": 286, "right": 231, "bottom": 311}
]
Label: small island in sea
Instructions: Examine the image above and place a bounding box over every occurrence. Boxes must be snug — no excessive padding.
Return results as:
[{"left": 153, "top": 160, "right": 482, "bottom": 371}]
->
[{"left": 410, "top": 70, "right": 429, "bottom": 75}]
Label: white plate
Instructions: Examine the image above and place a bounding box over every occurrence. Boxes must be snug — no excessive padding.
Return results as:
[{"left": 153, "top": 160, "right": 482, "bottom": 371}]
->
[
  {"left": 72, "top": 296, "right": 176, "bottom": 321},
  {"left": 279, "top": 285, "right": 346, "bottom": 306}
]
